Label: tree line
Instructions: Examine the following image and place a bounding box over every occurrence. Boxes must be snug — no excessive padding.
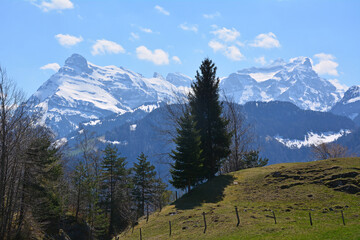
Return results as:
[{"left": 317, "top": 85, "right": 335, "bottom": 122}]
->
[{"left": 69, "top": 130, "right": 169, "bottom": 239}]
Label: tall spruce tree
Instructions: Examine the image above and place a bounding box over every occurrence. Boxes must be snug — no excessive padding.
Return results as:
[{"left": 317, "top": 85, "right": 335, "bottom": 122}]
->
[
  {"left": 132, "top": 153, "right": 157, "bottom": 217},
  {"left": 170, "top": 110, "right": 204, "bottom": 192},
  {"left": 24, "top": 136, "right": 63, "bottom": 236},
  {"left": 101, "top": 144, "right": 128, "bottom": 235},
  {"left": 189, "top": 58, "right": 231, "bottom": 180}
]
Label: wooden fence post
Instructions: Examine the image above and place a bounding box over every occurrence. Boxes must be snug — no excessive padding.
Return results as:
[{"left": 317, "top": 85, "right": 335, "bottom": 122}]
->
[
  {"left": 235, "top": 206, "right": 240, "bottom": 227},
  {"left": 309, "top": 212, "right": 313, "bottom": 226},
  {"left": 140, "top": 228, "right": 142, "bottom": 240},
  {"left": 272, "top": 210, "right": 277, "bottom": 224},
  {"left": 341, "top": 210, "right": 345, "bottom": 226},
  {"left": 202, "top": 212, "right": 207, "bottom": 234},
  {"left": 146, "top": 205, "right": 149, "bottom": 223},
  {"left": 169, "top": 220, "right": 172, "bottom": 236}
]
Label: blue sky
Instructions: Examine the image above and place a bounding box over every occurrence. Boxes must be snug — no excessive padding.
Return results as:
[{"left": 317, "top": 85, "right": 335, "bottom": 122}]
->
[{"left": 0, "top": 0, "right": 359, "bottom": 96}]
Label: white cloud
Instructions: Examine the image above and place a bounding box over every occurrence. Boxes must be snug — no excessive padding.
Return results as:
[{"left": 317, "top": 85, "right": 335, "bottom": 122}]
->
[
  {"left": 211, "top": 27, "right": 240, "bottom": 42},
  {"left": 314, "top": 53, "right": 335, "bottom": 61},
  {"left": 154, "top": 5, "right": 170, "bottom": 16},
  {"left": 55, "top": 34, "right": 83, "bottom": 47},
  {"left": 32, "top": 0, "right": 74, "bottom": 12},
  {"left": 208, "top": 40, "right": 244, "bottom": 61},
  {"left": 223, "top": 46, "right": 244, "bottom": 61},
  {"left": 179, "top": 23, "right": 198, "bottom": 33},
  {"left": 313, "top": 53, "right": 339, "bottom": 76},
  {"left": 140, "top": 27, "right": 153, "bottom": 33},
  {"left": 91, "top": 40, "right": 125, "bottom": 55},
  {"left": 250, "top": 32, "right": 280, "bottom": 48},
  {"left": 136, "top": 46, "right": 169, "bottom": 65},
  {"left": 208, "top": 40, "right": 226, "bottom": 52},
  {"left": 203, "top": 12, "right": 221, "bottom": 19},
  {"left": 255, "top": 56, "right": 267, "bottom": 65},
  {"left": 40, "top": 63, "right": 60, "bottom": 72},
  {"left": 328, "top": 79, "right": 348, "bottom": 92},
  {"left": 130, "top": 32, "right": 139, "bottom": 40},
  {"left": 172, "top": 56, "right": 182, "bottom": 64}
]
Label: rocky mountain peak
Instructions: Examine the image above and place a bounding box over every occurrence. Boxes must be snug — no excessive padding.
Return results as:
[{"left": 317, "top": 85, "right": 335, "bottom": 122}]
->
[
  {"left": 153, "top": 72, "right": 165, "bottom": 80},
  {"left": 339, "top": 85, "right": 360, "bottom": 104},
  {"left": 302, "top": 57, "right": 312, "bottom": 68},
  {"left": 63, "top": 53, "right": 92, "bottom": 74}
]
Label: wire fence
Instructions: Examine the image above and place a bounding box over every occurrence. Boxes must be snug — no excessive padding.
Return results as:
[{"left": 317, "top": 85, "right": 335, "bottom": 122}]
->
[{"left": 120, "top": 205, "right": 354, "bottom": 239}]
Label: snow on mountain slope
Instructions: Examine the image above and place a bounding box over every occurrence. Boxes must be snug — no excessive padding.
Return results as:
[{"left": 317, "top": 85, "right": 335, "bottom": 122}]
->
[
  {"left": 26, "top": 54, "right": 191, "bottom": 137},
  {"left": 333, "top": 85, "right": 360, "bottom": 105},
  {"left": 166, "top": 72, "right": 192, "bottom": 87},
  {"left": 331, "top": 85, "right": 360, "bottom": 125},
  {"left": 274, "top": 129, "right": 351, "bottom": 149},
  {"left": 26, "top": 54, "right": 349, "bottom": 139},
  {"left": 220, "top": 57, "right": 347, "bottom": 111}
]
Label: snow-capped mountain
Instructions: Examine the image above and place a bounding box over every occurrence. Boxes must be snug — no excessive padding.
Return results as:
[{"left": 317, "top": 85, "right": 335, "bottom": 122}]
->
[
  {"left": 26, "top": 54, "right": 191, "bottom": 137},
  {"left": 166, "top": 72, "right": 192, "bottom": 87},
  {"left": 331, "top": 85, "right": 360, "bottom": 125},
  {"left": 220, "top": 57, "right": 347, "bottom": 111},
  {"left": 26, "top": 54, "right": 348, "bottom": 138}
]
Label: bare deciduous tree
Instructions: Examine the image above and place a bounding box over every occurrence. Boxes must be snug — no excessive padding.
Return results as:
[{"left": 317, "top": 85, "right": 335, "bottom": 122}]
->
[
  {"left": 221, "top": 94, "right": 254, "bottom": 173},
  {"left": 0, "top": 66, "right": 38, "bottom": 239},
  {"left": 311, "top": 142, "right": 353, "bottom": 160}
]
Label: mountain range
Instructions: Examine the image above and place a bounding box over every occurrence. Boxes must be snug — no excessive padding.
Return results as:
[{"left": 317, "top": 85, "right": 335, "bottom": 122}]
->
[
  {"left": 220, "top": 57, "right": 347, "bottom": 111},
  {"left": 26, "top": 54, "right": 191, "bottom": 137},
  {"left": 25, "top": 54, "right": 360, "bottom": 167}
]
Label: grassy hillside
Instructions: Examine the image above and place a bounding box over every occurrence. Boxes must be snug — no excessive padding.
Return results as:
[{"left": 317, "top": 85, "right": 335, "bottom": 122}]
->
[{"left": 118, "top": 158, "right": 360, "bottom": 240}]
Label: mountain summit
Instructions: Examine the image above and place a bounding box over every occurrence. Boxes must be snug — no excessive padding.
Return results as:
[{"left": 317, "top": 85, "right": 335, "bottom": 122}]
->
[
  {"left": 26, "top": 54, "right": 190, "bottom": 137},
  {"left": 63, "top": 53, "right": 93, "bottom": 74},
  {"left": 331, "top": 85, "right": 360, "bottom": 125},
  {"left": 220, "top": 57, "right": 346, "bottom": 111}
]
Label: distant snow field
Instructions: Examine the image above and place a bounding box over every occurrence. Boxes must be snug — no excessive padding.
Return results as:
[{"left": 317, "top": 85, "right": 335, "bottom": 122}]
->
[{"left": 274, "top": 129, "right": 351, "bottom": 149}]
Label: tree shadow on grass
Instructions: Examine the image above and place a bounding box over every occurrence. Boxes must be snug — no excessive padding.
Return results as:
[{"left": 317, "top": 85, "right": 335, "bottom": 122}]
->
[{"left": 174, "top": 174, "right": 235, "bottom": 210}]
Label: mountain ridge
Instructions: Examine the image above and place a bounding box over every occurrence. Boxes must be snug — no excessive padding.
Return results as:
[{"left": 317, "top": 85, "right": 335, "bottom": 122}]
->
[
  {"left": 220, "top": 56, "right": 346, "bottom": 111},
  {"left": 331, "top": 85, "right": 360, "bottom": 125},
  {"left": 26, "top": 54, "right": 191, "bottom": 137},
  {"left": 26, "top": 54, "right": 349, "bottom": 138}
]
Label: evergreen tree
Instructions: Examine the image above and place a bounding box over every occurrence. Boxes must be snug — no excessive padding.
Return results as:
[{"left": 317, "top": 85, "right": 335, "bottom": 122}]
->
[
  {"left": 243, "top": 150, "right": 268, "bottom": 168},
  {"left": 189, "top": 58, "right": 231, "bottom": 180},
  {"left": 24, "top": 136, "right": 63, "bottom": 235},
  {"left": 101, "top": 144, "right": 128, "bottom": 235},
  {"left": 132, "top": 153, "right": 157, "bottom": 217},
  {"left": 170, "top": 111, "right": 204, "bottom": 192}
]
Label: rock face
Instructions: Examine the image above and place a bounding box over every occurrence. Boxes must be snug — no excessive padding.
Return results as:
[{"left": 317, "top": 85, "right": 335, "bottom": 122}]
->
[
  {"left": 220, "top": 57, "right": 346, "bottom": 111},
  {"left": 26, "top": 54, "right": 191, "bottom": 137},
  {"left": 331, "top": 85, "right": 360, "bottom": 125}
]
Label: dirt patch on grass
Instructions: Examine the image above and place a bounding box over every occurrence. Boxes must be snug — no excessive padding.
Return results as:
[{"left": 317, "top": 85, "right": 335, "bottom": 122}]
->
[{"left": 265, "top": 164, "right": 360, "bottom": 194}]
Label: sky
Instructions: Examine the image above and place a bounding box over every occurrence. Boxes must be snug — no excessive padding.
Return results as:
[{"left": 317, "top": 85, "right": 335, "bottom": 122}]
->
[{"left": 0, "top": 0, "right": 359, "bottom": 97}]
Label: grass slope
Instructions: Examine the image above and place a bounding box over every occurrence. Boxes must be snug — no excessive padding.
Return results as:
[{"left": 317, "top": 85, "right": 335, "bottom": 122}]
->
[{"left": 118, "top": 158, "right": 360, "bottom": 240}]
